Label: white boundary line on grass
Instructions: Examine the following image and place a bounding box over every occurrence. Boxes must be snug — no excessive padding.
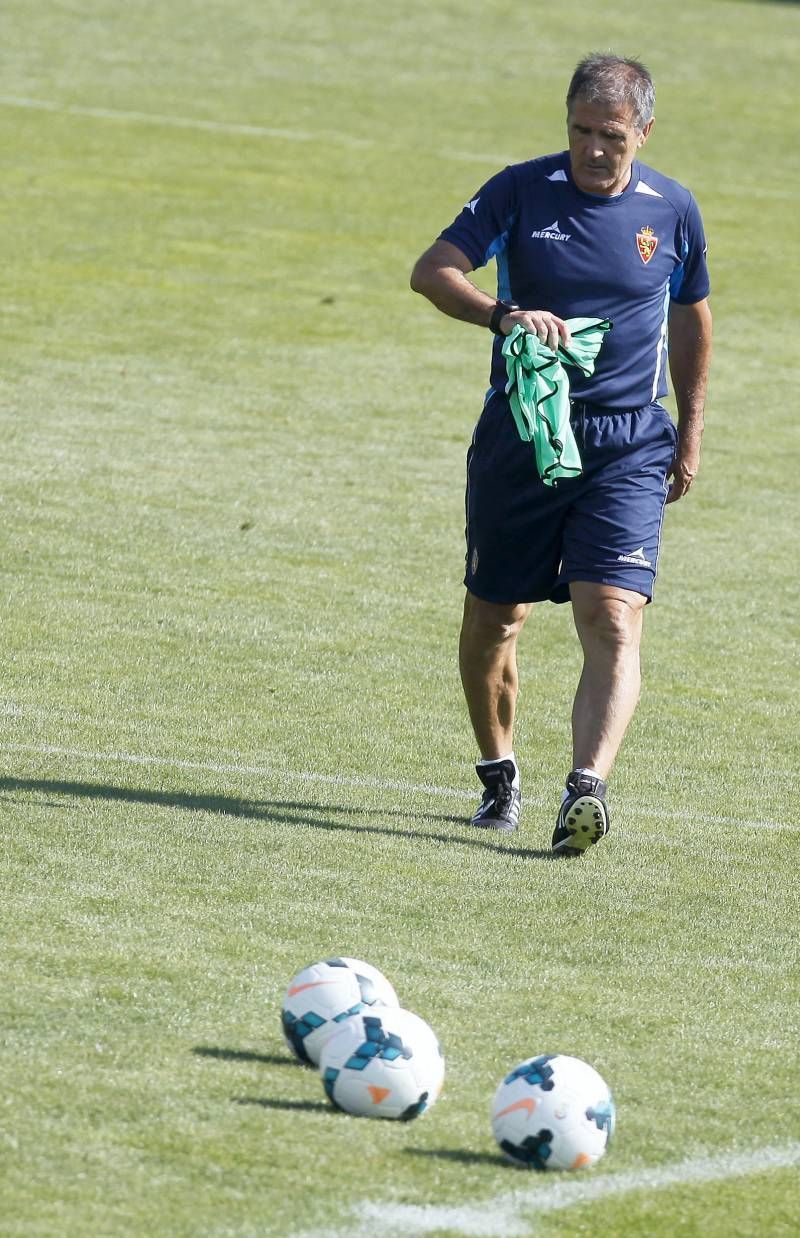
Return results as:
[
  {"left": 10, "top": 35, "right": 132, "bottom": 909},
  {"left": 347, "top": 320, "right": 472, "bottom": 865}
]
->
[
  {"left": 0, "top": 741, "right": 475, "bottom": 802},
  {"left": 0, "top": 740, "right": 795, "bottom": 832},
  {"left": 0, "top": 93, "right": 339, "bottom": 144},
  {"left": 345, "top": 1142, "right": 800, "bottom": 1237},
  {"left": 0, "top": 94, "right": 504, "bottom": 165}
]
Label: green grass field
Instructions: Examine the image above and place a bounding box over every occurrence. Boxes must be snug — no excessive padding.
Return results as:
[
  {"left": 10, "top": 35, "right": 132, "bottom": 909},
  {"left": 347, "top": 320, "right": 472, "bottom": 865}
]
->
[{"left": 1, "top": 1, "right": 799, "bottom": 1234}]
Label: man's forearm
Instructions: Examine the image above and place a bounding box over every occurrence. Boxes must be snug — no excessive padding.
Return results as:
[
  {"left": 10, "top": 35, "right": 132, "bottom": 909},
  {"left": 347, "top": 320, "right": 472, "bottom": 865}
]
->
[
  {"left": 665, "top": 298, "right": 712, "bottom": 501},
  {"left": 410, "top": 248, "right": 498, "bottom": 328},
  {"left": 668, "top": 299, "right": 712, "bottom": 444}
]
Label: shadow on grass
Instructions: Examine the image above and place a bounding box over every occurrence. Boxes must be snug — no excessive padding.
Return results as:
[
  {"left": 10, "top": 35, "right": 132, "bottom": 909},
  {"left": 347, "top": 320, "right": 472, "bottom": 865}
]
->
[
  {"left": 0, "top": 775, "right": 555, "bottom": 859},
  {"left": 404, "top": 1146, "right": 508, "bottom": 1168},
  {"left": 232, "top": 1096, "right": 331, "bottom": 1114},
  {"left": 194, "top": 1047, "right": 331, "bottom": 1115},
  {"left": 192, "top": 1046, "right": 297, "bottom": 1067}
]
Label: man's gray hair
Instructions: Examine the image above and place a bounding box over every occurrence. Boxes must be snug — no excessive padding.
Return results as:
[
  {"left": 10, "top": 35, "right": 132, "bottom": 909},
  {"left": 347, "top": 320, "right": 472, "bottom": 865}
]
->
[{"left": 566, "top": 54, "right": 655, "bottom": 132}]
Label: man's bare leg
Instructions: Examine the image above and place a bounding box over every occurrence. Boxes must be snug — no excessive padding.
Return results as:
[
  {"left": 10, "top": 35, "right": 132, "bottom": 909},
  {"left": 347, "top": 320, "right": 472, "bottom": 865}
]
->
[
  {"left": 569, "top": 581, "right": 647, "bottom": 777},
  {"left": 553, "top": 581, "right": 647, "bottom": 855},
  {"left": 459, "top": 591, "right": 533, "bottom": 758},
  {"left": 459, "top": 591, "right": 533, "bottom": 831}
]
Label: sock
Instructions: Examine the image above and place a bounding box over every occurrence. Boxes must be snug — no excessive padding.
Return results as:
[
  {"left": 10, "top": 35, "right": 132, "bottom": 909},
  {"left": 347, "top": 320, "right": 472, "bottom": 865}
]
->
[
  {"left": 478, "top": 752, "right": 520, "bottom": 788},
  {"left": 573, "top": 766, "right": 605, "bottom": 783},
  {"left": 563, "top": 767, "right": 605, "bottom": 800}
]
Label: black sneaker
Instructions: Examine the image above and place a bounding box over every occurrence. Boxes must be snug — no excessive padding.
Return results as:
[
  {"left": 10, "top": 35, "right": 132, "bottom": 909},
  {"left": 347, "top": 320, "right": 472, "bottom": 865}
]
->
[
  {"left": 551, "top": 770, "right": 610, "bottom": 856},
  {"left": 470, "top": 759, "right": 521, "bottom": 833}
]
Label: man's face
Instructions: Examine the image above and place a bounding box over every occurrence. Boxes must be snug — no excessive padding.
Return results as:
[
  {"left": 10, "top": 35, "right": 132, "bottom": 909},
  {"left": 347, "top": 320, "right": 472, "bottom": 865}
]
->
[{"left": 567, "top": 99, "right": 653, "bottom": 196}]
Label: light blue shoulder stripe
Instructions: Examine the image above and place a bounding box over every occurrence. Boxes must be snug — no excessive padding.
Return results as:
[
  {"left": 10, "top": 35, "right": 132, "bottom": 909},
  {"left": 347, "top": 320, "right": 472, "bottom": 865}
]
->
[
  {"left": 669, "top": 234, "right": 690, "bottom": 300},
  {"left": 483, "top": 210, "right": 517, "bottom": 300},
  {"left": 495, "top": 249, "right": 512, "bottom": 303}
]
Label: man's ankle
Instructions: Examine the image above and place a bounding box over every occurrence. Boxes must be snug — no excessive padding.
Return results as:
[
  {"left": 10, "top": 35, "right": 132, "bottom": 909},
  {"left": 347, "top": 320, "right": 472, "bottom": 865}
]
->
[{"left": 477, "top": 752, "right": 520, "bottom": 788}]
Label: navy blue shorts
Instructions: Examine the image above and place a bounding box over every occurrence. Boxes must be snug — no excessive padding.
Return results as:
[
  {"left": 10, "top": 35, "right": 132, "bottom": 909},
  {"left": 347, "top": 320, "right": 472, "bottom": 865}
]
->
[{"left": 464, "top": 392, "right": 678, "bottom": 604}]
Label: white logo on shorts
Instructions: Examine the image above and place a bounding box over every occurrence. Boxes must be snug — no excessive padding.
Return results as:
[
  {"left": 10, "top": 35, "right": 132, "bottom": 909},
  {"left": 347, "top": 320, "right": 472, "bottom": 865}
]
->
[
  {"left": 616, "top": 546, "right": 652, "bottom": 567},
  {"left": 470, "top": 547, "right": 479, "bottom": 575}
]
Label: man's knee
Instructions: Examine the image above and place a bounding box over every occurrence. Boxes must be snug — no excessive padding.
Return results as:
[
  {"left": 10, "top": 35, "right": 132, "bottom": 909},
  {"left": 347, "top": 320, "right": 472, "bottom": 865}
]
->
[
  {"left": 461, "top": 591, "right": 532, "bottom": 647},
  {"left": 570, "top": 584, "right": 645, "bottom": 650}
]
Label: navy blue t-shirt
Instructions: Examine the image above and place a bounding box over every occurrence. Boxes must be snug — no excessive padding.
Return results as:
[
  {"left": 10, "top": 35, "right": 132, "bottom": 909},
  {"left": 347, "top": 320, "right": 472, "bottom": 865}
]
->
[{"left": 439, "top": 152, "right": 710, "bottom": 409}]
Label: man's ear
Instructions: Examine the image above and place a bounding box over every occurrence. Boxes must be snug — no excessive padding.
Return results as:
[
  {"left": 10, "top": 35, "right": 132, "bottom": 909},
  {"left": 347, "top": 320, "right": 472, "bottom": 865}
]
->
[{"left": 638, "top": 117, "right": 655, "bottom": 148}]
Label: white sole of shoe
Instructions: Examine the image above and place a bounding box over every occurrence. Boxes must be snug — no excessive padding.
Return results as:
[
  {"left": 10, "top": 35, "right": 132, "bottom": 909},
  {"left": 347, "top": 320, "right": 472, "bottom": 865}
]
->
[{"left": 553, "top": 794, "right": 609, "bottom": 855}]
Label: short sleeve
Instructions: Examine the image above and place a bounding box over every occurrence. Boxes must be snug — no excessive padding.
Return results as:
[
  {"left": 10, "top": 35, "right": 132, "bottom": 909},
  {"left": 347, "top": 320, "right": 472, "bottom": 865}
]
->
[
  {"left": 669, "top": 195, "right": 710, "bottom": 304},
  {"left": 438, "top": 167, "right": 519, "bottom": 271}
]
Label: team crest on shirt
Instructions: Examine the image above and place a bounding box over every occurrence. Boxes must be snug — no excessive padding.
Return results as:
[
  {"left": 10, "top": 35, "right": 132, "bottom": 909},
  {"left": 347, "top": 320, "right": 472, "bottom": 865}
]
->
[{"left": 636, "top": 226, "right": 659, "bottom": 264}]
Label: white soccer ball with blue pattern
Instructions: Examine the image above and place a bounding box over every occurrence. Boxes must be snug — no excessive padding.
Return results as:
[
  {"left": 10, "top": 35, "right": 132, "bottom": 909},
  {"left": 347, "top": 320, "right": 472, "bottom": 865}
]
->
[
  {"left": 491, "top": 1054, "right": 614, "bottom": 1170},
  {"left": 281, "top": 957, "right": 399, "bottom": 1066},
  {"left": 319, "top": 1007, "right": 445, "bottom": 1121}
]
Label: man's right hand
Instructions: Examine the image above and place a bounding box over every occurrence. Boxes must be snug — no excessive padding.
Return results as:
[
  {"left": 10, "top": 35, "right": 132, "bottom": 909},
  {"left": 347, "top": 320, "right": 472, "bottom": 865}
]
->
[{"left": 500, "top": 309, "right": 572, "bottom": 351}]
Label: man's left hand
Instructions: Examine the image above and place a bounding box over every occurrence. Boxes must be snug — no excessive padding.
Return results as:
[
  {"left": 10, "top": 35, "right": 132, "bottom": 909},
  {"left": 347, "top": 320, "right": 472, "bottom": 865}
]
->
[{"left": 666, "top": 447, "right": 700, "bottom": 503}]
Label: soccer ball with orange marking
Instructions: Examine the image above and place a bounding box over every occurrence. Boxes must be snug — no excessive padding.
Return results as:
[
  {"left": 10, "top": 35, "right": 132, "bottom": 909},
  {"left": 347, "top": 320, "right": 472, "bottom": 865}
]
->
[
  {"left": 319, "top": 1007, "right": 445, "bottom": 1121},
  {"left": 491, "top": 1054, "right": 614, "bottom": 1170},
  {"left": 281, "top": 957, "right": 399, "bottom": 1066}
]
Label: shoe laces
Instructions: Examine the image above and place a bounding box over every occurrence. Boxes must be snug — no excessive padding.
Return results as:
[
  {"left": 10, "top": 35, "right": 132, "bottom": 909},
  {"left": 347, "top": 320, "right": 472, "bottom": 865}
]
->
[{"left": 493, "top": 777, "right": 514, "bottom": 811}]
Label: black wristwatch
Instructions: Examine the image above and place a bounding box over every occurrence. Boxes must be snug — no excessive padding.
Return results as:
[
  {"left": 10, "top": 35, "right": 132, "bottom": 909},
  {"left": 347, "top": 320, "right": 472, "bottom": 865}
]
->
[{"left": 489, "top": 301, "right": 518, "bottom": 334}]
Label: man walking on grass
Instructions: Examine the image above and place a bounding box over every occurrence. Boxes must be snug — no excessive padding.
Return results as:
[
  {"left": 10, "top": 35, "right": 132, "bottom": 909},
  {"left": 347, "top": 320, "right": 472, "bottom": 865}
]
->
[{"left": 410, "top": 54, "right": 711, "bottom": 855}]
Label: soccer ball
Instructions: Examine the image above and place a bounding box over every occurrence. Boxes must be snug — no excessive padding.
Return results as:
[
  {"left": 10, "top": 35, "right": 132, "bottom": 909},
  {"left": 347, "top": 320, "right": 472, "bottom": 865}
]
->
[
  {"left": 491, "top": 1054, "right": 614, "bottom": 1170},
  {"left": 281, "top": 957, "right": 399, "bottom": 1066},
  {"left": 319, "top": 1007, "right": 445, "bottom": 1121}
]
